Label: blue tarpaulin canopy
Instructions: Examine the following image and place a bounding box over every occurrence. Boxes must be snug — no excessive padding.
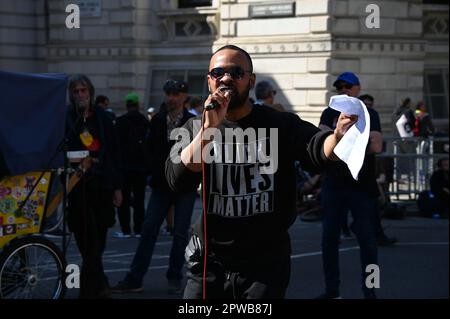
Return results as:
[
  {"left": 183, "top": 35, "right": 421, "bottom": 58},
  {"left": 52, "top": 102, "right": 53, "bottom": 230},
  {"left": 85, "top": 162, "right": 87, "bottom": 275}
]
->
[{"left": 0, "top": 70, "right": 68, "bottom": 176}]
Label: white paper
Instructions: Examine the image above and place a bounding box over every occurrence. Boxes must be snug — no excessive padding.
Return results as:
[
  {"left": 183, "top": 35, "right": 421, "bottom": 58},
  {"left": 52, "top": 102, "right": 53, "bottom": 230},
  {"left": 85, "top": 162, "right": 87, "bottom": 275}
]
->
[{"left": 328, "top": 94, "right": 371, "bottom": 180}]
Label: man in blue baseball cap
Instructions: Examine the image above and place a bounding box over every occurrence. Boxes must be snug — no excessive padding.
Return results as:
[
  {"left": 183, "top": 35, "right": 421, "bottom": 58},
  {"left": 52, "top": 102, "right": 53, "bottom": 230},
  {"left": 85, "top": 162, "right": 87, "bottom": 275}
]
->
[
  {"left": 317, "top": 71, "right": 382, "bottom": 299},
  {"left": 331, "top": 72, "right": 361, "bottom": 98},
  {"left": 319, "top": 71, "right": 361, "bottom": 130},
  {"left": 333, "top": 71, "right": 360, "bottom": 86}
]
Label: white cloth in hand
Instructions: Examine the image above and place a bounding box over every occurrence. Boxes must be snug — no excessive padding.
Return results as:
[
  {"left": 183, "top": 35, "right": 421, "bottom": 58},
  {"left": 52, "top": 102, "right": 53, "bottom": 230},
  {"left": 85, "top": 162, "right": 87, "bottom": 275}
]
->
[{"left": 329, "top": 94, "right": 370, "bottom": 180}]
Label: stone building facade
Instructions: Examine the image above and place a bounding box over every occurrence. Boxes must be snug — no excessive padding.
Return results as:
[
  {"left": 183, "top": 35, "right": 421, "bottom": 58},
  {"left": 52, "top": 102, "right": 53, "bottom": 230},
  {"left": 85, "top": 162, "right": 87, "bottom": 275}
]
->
[{"left": 0, "top": 0, "right": 448, "bottom": 132}]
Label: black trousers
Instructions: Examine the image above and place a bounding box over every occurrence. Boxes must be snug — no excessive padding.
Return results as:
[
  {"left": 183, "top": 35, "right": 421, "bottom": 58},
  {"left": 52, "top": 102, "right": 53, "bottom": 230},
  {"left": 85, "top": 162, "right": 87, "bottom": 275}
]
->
[
  {"left": 117, "top": 171, "right": 147, "bottom": 235},
  {"left": 68, "top": 176, "right": 113, "bottom": 298},
  {"left": 183, "top": 236, "right": 291, "bottom": 299}
]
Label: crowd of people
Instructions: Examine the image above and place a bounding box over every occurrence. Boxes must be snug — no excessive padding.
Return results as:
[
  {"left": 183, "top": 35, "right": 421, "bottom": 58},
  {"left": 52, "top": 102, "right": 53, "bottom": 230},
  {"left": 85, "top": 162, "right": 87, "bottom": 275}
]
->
[{"left": 55, "top": 45, "right": 447, "bottom": 299}]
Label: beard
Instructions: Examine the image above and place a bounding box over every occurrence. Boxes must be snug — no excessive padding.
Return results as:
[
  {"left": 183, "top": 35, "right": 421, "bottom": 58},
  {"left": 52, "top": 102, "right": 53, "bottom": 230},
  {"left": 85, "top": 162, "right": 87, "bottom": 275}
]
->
[
  {"left": 165, "top": 101, "right": 184, "bottom": 114},
  {"left": 227, "top": 83, "right": 251, "bottom": 110},
  {"left": 166, "top": 102, "right": 177, "bottom": 113},
  {"left": 74, "top": 98, "right": 90, "bottom": 113}
]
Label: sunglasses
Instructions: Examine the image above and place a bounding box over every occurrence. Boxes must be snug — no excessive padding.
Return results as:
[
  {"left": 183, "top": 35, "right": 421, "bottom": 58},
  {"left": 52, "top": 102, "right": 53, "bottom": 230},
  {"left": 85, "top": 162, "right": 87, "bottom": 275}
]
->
[
  {"left": 208, "top": 67, "right": 252, "bottom": 80},
  {"left": 343, "top": 83, "right": 354, "bottom": 89}
]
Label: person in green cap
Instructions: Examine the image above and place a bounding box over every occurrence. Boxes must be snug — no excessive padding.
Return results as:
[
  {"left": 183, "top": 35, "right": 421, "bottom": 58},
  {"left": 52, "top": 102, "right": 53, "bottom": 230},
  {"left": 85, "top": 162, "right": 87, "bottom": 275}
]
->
[{"left": 124, "top": 92, "right": 139, "bottom": 105}]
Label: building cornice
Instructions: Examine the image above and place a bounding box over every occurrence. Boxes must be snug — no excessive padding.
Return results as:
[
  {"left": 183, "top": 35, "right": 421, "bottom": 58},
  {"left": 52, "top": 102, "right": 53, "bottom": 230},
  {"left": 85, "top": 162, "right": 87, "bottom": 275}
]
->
[{"left": 332, "top": 38, "right": 427, "bottom": 57}]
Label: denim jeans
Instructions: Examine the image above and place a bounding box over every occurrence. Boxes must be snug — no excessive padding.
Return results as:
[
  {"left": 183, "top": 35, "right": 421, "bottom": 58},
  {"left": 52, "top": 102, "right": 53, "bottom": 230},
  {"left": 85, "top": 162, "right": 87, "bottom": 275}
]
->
[
  {"left": 320, "top": 184, "right": 378, "bottom": 295},
  {"left": 126, "top": 187, "right": 197, "bottom": 286}
]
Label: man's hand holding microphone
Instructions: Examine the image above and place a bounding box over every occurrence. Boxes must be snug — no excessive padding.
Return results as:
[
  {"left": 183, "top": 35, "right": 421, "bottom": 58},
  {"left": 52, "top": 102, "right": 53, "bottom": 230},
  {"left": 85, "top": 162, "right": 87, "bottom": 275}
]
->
[{"left": 202, "top": 86, "right": 232, "bottom": 129}]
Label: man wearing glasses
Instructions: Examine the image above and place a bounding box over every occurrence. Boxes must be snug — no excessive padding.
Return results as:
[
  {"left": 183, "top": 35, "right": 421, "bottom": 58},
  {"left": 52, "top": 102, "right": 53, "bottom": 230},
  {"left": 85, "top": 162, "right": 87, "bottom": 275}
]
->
[
  {"left": 317, "top": 72, "right": 381, "bottom": 299},
  {"left": 165, "top": 45, "right": 359, "bottom": 299}
]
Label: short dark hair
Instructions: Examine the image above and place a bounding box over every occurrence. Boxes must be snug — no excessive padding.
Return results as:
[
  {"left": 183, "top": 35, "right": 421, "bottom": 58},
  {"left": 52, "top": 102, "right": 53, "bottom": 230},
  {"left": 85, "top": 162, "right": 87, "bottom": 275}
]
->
[
  {"left": 213, "top": 45, "right": 253, "bottom": 73},
  {"left": 255, "top": 81, "right": 274, "bottom": 99},
  {"left": 359, "top": 94, "right": 374, "bottom": 103},
  {"left": 68, "top": 74, "right": 95, "bottom": 107},
  {"left": 126, "top": 101, "right": 139, "bottom": 109},
  {"left": 401, "top": 97, "right": 411, "bottom": 108},
  {"left": 95, "top": 95, "right": 109, "bottom": 105},
  {"left": 334, "top": 80, "right": 350, "bottom": 92}
]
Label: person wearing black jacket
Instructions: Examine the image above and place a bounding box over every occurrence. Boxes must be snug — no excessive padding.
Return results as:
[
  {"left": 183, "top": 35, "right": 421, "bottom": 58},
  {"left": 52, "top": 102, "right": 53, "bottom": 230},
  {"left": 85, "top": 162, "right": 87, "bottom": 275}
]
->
[
  {"left": 65, "top": 74, "right": 122, "bottom": 299},
  {"left": 164, "top": 45, "right": 357, "bottom": 299},
  {"left": 114, "top": 93, "right": 150, "bottom": 237},
  {"left": 112, "top": 79, "right": 197, "bottom": 295}
]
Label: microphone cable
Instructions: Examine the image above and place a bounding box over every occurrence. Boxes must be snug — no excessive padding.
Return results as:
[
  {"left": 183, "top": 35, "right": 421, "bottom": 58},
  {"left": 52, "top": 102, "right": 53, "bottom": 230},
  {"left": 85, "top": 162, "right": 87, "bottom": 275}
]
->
[
  {"left": 200, "top": 108, "right": 209, "bottom": 300},
  {"left": 200, "top": 88, "right": 229, "bottom": 299}
]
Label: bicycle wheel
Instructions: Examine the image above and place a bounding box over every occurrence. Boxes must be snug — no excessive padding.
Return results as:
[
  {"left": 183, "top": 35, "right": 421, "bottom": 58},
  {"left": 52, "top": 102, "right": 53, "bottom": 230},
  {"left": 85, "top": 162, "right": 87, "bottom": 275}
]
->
[
  {"left": 0, "top": 236, "right": 66, "bottom": 299},
  {"left": 42, "top": 203, "right": 64, "bottom": 234}
]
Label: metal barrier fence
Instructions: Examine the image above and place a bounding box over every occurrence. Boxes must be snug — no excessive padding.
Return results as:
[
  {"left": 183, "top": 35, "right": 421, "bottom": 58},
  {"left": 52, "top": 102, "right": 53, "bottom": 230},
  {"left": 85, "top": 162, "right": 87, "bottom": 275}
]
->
[{"left": 377, "top": 136, "right": 449, "bottom": 201}]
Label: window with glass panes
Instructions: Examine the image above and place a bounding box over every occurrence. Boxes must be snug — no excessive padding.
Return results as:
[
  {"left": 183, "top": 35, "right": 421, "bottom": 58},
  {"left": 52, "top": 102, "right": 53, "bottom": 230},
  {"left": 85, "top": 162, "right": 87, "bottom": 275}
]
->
[
  {"left": 147, "top": 69, "right": 209, "bottom": 111},
  {"left": 424, "top": 69, "right": 449, "bottom": 120}
]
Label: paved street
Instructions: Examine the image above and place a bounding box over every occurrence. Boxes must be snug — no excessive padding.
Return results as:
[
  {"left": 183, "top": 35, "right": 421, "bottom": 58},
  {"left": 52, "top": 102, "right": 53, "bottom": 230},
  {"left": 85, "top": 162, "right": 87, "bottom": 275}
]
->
[{"left": 60, "top": 196, "right": 448, "bottom": 299}]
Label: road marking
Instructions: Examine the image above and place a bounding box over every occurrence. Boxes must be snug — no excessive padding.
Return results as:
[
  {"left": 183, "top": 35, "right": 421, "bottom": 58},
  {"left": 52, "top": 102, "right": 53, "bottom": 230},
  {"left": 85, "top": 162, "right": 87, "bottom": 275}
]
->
[
  {"left": 395, "top": 242, "right": 448, "bottom": 246},
  {"left": 66, "top": 250, "right": 117, "bottom": 258},
  {"left": 291, "top": 246, "right": 360, "bottom": 259},
  {"left": 103, "top": 253, "right": 169, "bottom": 259},
  {"left": 104, "top": 265, "right": 168, "bottom": 274},
  {"left": 290, "top": 242, "right": 448, "bottom": 259}
]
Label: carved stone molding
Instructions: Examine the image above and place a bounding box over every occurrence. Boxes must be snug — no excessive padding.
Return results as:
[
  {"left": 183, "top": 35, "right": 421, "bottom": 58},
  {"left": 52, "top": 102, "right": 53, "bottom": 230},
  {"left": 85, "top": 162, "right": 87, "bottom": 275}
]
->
[
  {"left": 157, "top": 7, "right": 219, "bottom": 41},
  {"left": 424, "top": 13, "right": 449, "bottom": 36},
  {"left": 334, "top": 39, "right": 426, "bottom": 54},
  {"left": 221, "top": 41, "right": 332, "bottom": 55}
]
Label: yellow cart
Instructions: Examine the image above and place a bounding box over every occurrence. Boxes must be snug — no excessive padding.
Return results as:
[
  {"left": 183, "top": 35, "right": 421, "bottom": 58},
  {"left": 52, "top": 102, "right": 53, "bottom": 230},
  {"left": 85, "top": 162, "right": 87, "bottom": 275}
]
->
[{"left": 0, "top": 171, "right": 66, "bottom": 299}]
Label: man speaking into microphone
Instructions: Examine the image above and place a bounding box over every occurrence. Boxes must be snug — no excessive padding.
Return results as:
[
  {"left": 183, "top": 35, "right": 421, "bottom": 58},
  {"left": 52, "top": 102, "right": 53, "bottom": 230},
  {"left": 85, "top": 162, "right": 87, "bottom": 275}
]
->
[{"left": 165, "top": 45, "right": 358, "bottom": 299}]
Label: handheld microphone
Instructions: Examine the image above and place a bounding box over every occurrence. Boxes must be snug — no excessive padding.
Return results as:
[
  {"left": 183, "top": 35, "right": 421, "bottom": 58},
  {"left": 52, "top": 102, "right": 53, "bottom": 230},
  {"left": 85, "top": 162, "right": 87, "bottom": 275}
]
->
[
  {"left": 204, "top": 86, "right": 232, "bottom": 110},
  {"left": 205, "top": 100, "right": 219, "bottom": 110}
]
